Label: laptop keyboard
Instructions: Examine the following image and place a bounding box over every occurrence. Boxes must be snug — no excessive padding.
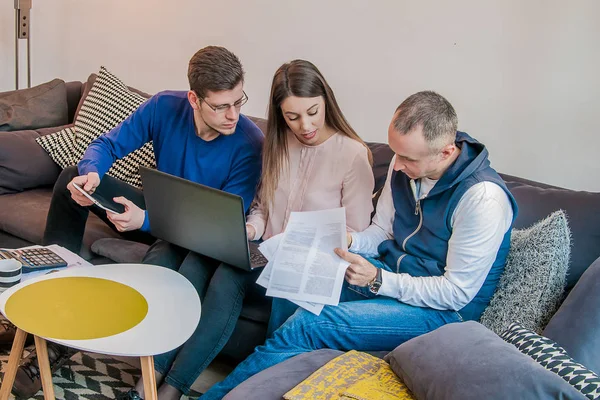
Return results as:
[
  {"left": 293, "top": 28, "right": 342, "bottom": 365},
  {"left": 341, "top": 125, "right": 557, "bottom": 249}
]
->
[{"left": 250, "top": 249, "right": 268, "bottom": 267}]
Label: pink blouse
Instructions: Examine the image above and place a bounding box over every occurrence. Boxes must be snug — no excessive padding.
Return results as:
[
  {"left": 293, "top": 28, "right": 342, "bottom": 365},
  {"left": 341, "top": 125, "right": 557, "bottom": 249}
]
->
[{"left": 246, "top": 131, "right": 375, "bottom": 240}]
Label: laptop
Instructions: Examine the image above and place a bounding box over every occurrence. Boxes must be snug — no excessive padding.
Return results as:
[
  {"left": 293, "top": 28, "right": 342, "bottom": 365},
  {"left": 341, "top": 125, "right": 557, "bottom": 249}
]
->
[{"left": 139, "top": 167, "right": 267, "bottom": 271}]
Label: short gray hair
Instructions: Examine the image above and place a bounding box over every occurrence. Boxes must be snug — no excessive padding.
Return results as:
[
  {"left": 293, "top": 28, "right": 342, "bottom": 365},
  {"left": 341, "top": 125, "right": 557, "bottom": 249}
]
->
[{"left": 392, "top": 91, "right": 458, "bottom": 150}]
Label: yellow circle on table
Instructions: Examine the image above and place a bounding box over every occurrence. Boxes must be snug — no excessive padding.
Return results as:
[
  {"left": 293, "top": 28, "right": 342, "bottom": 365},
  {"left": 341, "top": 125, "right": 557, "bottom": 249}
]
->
[{"left": 5, "top": 277, "right": 148, "bottom": 340}]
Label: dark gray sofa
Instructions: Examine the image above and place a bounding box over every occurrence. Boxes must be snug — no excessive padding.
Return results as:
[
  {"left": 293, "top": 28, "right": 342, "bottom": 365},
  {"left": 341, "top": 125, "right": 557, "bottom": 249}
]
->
[{"left": 1, "top": 80, "right": 600, "bottom": 374}]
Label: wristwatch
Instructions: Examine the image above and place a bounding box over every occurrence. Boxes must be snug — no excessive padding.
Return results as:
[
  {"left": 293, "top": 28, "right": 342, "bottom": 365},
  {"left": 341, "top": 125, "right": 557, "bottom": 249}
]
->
[{"left": 368, "top": 268, "right": 382, "bottom": 294}]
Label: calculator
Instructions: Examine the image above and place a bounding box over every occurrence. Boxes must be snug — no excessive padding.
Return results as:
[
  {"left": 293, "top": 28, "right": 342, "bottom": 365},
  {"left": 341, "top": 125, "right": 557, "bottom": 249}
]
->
[{"left": 0, "top": 247, "right": 68, "bottom": 273}]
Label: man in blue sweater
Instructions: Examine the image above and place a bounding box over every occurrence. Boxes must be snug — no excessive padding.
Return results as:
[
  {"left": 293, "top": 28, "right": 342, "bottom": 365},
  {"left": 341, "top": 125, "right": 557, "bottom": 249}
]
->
[
  {"left": 201, "top": 91, "right": 517, "bottom": 399},
  {"left": 11, "top": 47, "right": 263, "bottom": 399},
  {"left": 43, "top": 46, "right": 263, "bottom": 251}
]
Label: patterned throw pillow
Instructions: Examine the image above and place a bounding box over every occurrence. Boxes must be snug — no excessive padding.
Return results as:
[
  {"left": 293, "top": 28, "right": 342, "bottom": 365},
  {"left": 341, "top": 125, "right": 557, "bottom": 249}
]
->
[
  {"left": 35, "top": 126, "right": 76, "bottom": 169},
  {"left": 72, "top": 66, "right": 155, "bottom": 188},
  {"left": 501, "top": 322, "right": 600, "bottom": 400},
  {"left": 284, "top": 350, "right": 414, "bottom": 400},
  {"left": 35, "top": 67, "right": 156, "bottom": 189},
  {"left": 479, "top": 210, "right": 571, "bottom": 335}
]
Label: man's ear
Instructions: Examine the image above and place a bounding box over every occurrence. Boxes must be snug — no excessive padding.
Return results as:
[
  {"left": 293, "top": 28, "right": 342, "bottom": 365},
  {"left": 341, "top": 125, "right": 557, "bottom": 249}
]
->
[
  {"left": 439, "top": 143, "right": 456, "bottom": 160},
  {"left": 188, "top": 90, "right": 201, "bottom": 111}
]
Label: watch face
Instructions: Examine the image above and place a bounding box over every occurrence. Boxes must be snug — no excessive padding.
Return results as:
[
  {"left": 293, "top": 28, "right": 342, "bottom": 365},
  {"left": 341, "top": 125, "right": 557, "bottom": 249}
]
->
[
  {"left": 369, "top": 269, "right": 383, "bottom": 294},
  {"left": 369, "top": 281, "right": 382, "bottom": 294}
]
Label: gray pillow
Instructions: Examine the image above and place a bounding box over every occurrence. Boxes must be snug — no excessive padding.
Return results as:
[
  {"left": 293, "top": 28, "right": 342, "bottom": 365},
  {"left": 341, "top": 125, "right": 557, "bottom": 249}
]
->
[
  {"left": 543, "top": 256, "right": 600, "bottom": 374},
  {"left": 0, "top": 79, "right": 68, "bottom": 131},
  {"left": 386, "top": 321, "right": 584, "bottom": 400},
  {"left": 479, "top": 210, "right": 571, "bottom": 334},
  {"left": 91, "top": 238, "right": 149, "bottom": 264},
  {"left": 0, "top": 129, "right": 62, "bottom": 194}
]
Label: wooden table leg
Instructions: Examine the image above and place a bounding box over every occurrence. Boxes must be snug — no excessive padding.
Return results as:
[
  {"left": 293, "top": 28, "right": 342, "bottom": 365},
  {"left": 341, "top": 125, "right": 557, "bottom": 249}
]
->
[
  {"left": 0, "top": 328, "right": 27, "bottom": 400},
  {"left": 33, "top": 336, "right": 55, "bottom": 400},
  {"left": 140, "top": 356, "right": 158, "bottom": 400}
]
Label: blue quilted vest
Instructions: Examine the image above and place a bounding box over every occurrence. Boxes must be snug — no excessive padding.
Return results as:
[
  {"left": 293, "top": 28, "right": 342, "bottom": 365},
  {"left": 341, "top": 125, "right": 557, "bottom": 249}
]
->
[{"left": 377, "top": 131, "right": 518, "bottom": 321}]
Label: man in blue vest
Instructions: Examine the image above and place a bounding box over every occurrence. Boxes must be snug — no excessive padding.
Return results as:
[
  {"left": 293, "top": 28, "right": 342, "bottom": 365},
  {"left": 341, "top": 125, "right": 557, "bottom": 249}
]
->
[{"left": 200, "top": 91, "right": 518, "bottom": 400}]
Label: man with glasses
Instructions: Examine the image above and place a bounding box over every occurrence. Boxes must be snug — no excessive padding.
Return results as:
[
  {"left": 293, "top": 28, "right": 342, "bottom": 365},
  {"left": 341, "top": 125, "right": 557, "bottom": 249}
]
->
[
  {"left": 12, "top": 46, "right": 264, "bottom": 400},
  {"left": 43, "top": 46, "right": 261, "bottom": 250}
]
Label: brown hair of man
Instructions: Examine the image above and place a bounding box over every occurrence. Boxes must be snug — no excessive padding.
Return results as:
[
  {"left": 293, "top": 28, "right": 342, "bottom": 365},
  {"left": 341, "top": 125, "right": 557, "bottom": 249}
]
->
[{"left": 187, "top": 46, "right": 245, "bottom": 98}]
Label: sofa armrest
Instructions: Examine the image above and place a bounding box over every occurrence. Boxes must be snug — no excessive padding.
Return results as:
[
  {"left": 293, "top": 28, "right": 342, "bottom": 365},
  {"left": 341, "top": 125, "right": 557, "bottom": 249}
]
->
[{"left": 543, "top": 255, "right": 600, "bottom": 374}]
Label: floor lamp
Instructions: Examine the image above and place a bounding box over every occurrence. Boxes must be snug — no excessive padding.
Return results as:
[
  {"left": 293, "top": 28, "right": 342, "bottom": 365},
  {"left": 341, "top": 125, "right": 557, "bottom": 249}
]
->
[{"left": 14, "top": 0, "right": 32, "bottom": 89}]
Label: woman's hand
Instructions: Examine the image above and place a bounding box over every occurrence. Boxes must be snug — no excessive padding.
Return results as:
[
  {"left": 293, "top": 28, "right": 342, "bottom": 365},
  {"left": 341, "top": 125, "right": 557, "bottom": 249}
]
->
[{"left": 246, "top": 224, "right": 256, "bottom": 241}]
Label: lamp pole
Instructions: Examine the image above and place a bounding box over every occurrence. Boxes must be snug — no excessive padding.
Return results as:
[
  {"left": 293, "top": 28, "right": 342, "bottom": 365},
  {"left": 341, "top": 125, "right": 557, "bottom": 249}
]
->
[{"left": 14, "top": 0, "right": 32, "bottom": 89}]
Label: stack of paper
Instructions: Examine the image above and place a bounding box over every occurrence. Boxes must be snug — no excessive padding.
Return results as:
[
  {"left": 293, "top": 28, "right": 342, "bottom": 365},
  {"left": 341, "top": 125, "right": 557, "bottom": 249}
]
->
[{"left": 256, "top": 208, "right": 350, "bottom": 315}]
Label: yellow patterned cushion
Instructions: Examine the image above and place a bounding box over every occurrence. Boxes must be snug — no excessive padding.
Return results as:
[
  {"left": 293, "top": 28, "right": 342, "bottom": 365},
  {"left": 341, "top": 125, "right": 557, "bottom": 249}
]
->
[
  {"left": 341, "top": 364, "right": 414, "bottom": 400},
  {"left": 284, "top": 350, "right": 414, "bottom": 400}
]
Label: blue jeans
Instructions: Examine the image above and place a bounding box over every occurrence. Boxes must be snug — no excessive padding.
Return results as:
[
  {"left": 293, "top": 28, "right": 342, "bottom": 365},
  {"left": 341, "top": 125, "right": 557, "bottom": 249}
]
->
[
  {"left": 266, "top": 257, "right": 386, "bottom": 337},
  {"left": 201, "top": 257, "right": 462, "bottom": 399},
  {"left": 142, "top": 240, "right": 260, "bottom": 394}
]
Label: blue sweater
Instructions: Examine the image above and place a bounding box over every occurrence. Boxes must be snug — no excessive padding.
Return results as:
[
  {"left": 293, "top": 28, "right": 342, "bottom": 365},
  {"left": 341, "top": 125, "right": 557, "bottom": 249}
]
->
[
  {"left": 378, "top": 132, "right": 518, "bottom": 321},
  {"left": 78, "top": 90, "right": 264, "bottom": 232}
]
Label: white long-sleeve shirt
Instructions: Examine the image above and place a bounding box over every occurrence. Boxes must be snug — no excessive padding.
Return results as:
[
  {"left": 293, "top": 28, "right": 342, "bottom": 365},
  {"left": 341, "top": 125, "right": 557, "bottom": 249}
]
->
[{"left": 350, "top": 156, "right": 514, "bottom": 311}]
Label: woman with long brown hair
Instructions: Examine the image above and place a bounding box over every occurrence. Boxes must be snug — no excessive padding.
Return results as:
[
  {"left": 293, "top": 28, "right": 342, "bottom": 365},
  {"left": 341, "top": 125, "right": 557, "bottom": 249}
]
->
[{"left": 245, "top": 59, "right": 375, "bottom": 335}]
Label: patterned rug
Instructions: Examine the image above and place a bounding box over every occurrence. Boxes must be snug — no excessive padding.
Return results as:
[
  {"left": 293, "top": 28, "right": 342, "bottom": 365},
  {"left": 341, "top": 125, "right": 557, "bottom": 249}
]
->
[{"left": 0, "top": 346, "right": 202, "bottom": 399}]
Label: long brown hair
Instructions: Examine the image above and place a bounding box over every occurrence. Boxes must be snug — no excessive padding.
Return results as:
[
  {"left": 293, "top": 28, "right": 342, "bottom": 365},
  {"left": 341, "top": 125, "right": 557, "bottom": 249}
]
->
[{"left": 257, "top": 60, "right": 373, "bottom": 217}]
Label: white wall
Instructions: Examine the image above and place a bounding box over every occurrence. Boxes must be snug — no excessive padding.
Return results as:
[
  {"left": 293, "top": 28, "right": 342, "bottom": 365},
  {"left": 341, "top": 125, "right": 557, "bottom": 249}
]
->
[{"left": 1, "top": 0, "right": 599, "bottom": 191}]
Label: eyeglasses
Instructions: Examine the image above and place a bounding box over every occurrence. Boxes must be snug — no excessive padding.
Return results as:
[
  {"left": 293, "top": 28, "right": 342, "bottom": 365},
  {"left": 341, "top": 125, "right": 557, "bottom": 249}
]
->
[{"left": 200, "top": 91, "right": 248, "bottom": 114}]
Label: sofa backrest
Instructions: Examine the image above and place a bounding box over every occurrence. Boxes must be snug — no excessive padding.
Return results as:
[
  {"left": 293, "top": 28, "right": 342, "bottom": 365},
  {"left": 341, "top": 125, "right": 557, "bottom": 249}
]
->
[
  {"left": 500, "top": 177, "right": 600, "bottom": 291},
  {"left": 65, "top": 81, "right": 83, "bottom": 124}
]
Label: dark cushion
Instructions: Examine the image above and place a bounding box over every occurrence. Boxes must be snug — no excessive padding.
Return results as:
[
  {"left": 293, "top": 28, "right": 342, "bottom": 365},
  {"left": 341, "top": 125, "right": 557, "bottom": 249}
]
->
[
  {"left": 90, "top": 238, "right": 148, "bottom": 263},
  {"left": 0, "top": 129, "right": 62, "bottom": 194},
  {"left": 503, "top": 179, "right": 600, "bottom": 290},
  {"left": 224, "top": 349, "right": 344, "bottom": 400},
  {"left": 386, "top": 321, "right": 584, "bottom": 400},
  {"left": 0, "top": 79, "right": 68, "bottom": 131},
  {"left": 543, "top": 256, "right": 600, "bottom": 375}
]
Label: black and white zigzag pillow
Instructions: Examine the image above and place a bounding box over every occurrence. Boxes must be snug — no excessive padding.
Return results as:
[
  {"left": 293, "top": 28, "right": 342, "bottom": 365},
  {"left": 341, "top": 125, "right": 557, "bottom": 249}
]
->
[
  {"left": 72, "top": 66, "right": 156, "bottom": 188},
  {"left": 501, "top": 322, "right": 600, "bottom": 400},
  {"left": 35, "top": 126, "right": 76, "bottom": 169}
]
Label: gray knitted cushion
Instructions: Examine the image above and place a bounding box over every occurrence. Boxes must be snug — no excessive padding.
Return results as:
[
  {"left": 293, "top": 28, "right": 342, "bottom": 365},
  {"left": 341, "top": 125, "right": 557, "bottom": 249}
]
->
[{"left": 480, "top": 210, "right": 571, "bottom": 334}]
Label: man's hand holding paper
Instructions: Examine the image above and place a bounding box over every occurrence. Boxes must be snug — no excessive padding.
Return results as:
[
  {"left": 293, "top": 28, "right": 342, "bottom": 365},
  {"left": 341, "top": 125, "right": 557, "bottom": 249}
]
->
[{"left": 334, "top": 248, "right": 378, "bottom": 287}]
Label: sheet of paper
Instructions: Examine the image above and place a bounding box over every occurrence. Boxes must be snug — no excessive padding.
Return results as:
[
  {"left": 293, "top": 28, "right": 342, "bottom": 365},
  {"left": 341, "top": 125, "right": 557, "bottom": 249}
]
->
[
  {"left": 257, "top": 233, "right": 283, "bottom": 261},
  {"left": 256, "top": 234, "right": 281, "bottom": 288},
  {"left": 257, "top": 234, "right": 324, "bottom": 315},
  {"left": 258, "top": 259, "right": 324, "bottom": 315},
  {"left": 266, "top": 208, "right": 349, "bottom": 306}
]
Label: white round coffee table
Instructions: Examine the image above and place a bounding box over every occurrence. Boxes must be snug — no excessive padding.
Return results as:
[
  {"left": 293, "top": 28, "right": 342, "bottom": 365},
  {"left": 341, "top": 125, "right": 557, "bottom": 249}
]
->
[{"left": 0, "top": 263, "right": 201, "bottom": 400}]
